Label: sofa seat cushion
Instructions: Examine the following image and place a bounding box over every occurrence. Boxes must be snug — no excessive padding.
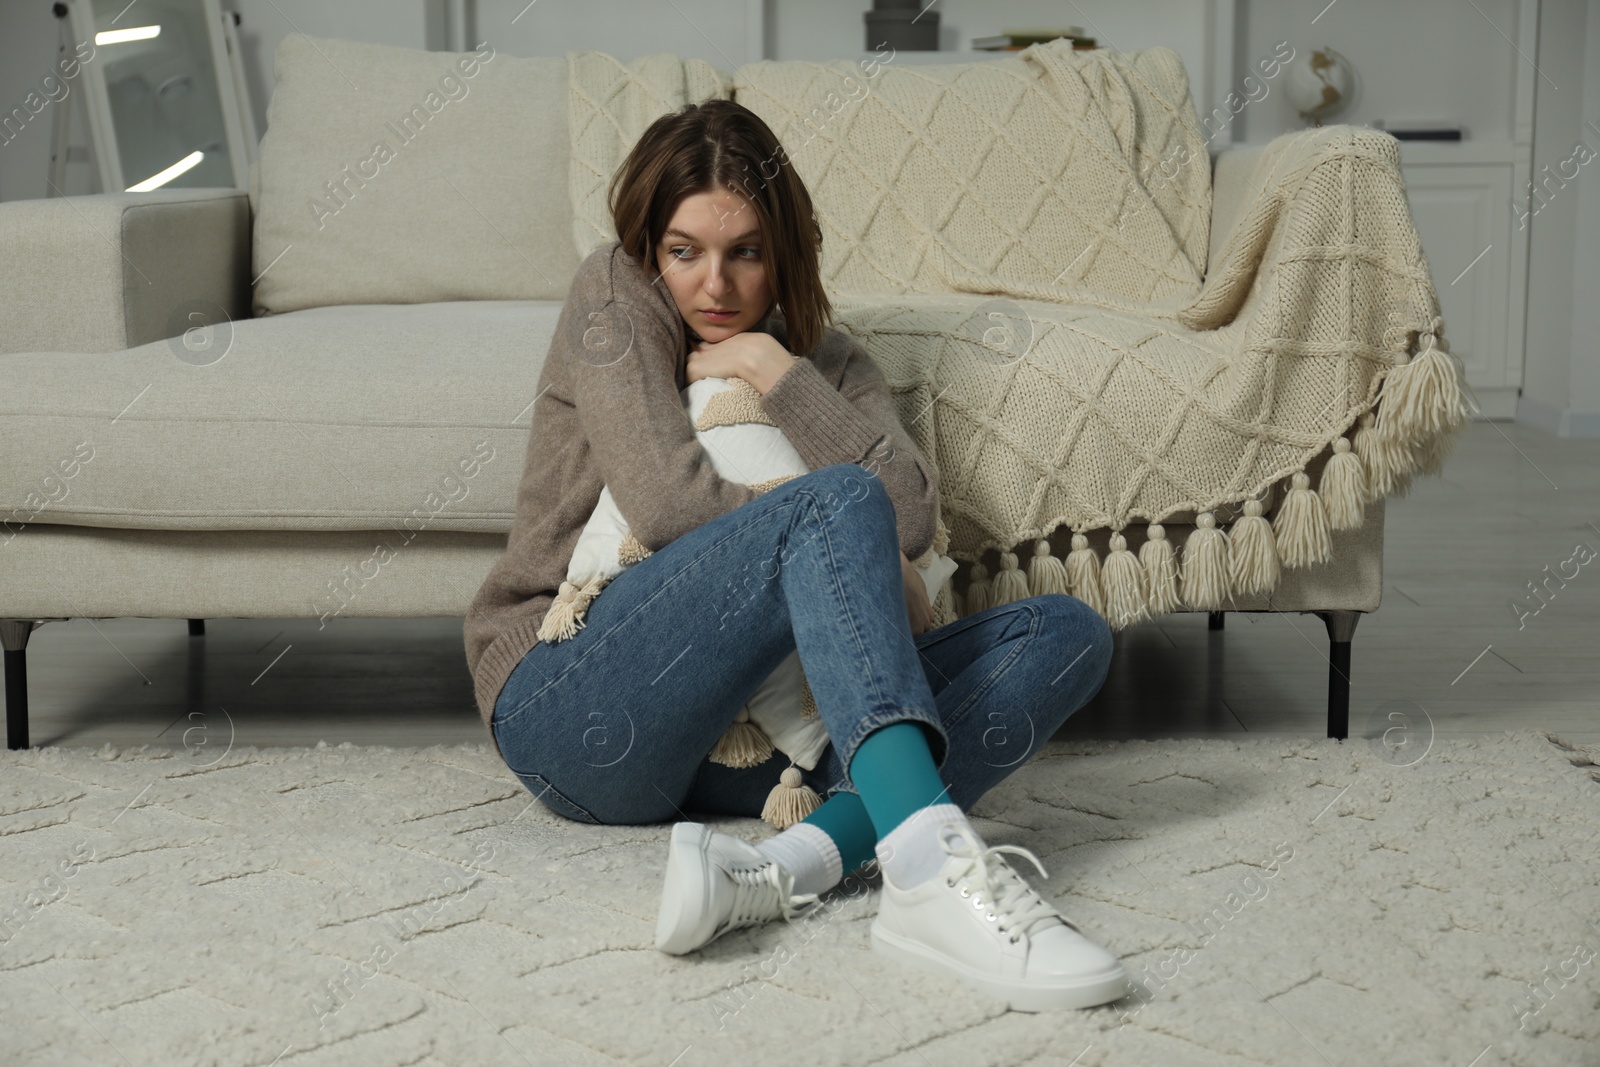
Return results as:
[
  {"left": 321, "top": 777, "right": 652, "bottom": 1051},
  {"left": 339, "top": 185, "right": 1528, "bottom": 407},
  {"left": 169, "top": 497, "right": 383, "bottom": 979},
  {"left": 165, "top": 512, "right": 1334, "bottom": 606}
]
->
[{"left": 1, "top": 301, "right": 557, "bottom": 534}]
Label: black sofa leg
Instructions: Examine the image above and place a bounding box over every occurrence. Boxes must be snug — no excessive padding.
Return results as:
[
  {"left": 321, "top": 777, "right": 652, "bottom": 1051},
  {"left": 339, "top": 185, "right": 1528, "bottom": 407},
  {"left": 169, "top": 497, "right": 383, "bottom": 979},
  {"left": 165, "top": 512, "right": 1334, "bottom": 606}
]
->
[
  {"left": 188, "top": 619, "right": 206, "bottom": 636},
  {"left": 1316, "top": 610, "right": 1360, "bottom": 740},
  {"left": 1207, "top": 611, "right": 1225, "bottom": 631},
  {"left": 3, "top": 620, "right": 38, "bottom": 751}
]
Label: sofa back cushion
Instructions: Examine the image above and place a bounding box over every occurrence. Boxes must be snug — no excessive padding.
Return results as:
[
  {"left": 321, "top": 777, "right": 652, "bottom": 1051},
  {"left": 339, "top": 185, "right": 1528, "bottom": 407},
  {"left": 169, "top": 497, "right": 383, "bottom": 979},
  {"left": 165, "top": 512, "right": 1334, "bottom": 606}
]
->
[
  {"left": 732, "top": 41, "right": 1209, "bottom": 307},
  {"left": 251, "top": 35, "right": 578, "bottom": 316}
]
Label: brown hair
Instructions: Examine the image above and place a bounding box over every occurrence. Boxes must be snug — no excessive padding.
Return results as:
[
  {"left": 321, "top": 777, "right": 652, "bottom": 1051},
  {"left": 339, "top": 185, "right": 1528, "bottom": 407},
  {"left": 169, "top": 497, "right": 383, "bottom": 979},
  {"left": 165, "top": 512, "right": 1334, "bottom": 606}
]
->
[{"left": 607, "top": 98, "right": 832, "bottom": 359}]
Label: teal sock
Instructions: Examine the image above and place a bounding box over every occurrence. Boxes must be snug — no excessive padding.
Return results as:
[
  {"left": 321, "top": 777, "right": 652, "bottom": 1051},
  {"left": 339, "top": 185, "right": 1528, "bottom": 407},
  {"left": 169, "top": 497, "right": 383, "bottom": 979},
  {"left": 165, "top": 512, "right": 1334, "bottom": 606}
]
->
[
  {"left": 847, "top": 721, "right": 952, "bottom": 842},
  {"left": 799, "top": 790, "right": 878, "bottom": 875}
]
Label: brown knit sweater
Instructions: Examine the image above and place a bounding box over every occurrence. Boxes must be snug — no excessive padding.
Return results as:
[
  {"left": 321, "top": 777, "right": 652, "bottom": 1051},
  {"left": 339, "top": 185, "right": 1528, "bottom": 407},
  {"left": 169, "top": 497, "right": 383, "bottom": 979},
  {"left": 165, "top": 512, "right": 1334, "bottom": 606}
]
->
[{"left": 463, "top": 240, "right": 940, "bottom": 740}]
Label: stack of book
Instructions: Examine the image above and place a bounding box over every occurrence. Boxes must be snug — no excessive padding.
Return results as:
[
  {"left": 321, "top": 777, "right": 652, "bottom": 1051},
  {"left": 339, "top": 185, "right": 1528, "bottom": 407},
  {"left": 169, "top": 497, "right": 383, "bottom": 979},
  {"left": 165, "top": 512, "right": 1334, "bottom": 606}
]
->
[{"left": 972, "top": 28, "right": 1098, "bottom": 51}]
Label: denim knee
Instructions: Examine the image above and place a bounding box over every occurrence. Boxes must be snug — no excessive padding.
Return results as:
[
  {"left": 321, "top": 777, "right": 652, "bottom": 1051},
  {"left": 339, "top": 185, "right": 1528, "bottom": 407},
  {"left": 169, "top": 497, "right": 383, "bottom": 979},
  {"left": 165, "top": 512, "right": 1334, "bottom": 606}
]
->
[
  {"left": 801, "top": 462, "right": 887, "bottom": 507},
  {"left": 1040, "top": 592, "right": 1115, "bottom": 689}
]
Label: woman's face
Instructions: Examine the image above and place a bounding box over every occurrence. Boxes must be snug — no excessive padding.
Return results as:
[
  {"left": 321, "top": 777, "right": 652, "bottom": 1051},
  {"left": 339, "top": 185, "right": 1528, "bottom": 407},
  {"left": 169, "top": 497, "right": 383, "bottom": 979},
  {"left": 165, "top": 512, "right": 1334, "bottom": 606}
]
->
[{"left": 654, "top": 188, "right": 774, "bottom": 342}]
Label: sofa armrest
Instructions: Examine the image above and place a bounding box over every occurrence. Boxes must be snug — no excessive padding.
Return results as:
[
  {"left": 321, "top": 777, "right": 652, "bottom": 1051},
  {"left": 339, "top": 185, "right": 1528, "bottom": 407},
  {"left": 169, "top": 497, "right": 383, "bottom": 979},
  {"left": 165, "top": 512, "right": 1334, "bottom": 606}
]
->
[
  {"left": 0, "top": 189, "right": 251, "bottom": 355},
  {"left": 1186, "top": 127, "right": 1418, "bottom": 337},
  {"left": 1205, "top": 144, "right": 1268, "bottom": 278}
]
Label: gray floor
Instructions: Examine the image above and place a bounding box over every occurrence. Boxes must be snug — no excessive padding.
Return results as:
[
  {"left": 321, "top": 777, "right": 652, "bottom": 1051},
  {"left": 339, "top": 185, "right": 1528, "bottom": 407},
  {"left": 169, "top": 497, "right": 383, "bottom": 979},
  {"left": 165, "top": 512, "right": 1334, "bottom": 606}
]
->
[{"left": 13, "top": 422, "right": 1600, "bottom": 752}]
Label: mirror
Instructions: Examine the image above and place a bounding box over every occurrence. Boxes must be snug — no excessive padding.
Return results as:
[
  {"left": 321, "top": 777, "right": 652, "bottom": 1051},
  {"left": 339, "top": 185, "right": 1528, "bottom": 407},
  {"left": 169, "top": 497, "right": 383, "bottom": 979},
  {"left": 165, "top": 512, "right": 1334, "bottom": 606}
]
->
[{"left": 65, "top": 0, "right": 252, "bottom": 192}]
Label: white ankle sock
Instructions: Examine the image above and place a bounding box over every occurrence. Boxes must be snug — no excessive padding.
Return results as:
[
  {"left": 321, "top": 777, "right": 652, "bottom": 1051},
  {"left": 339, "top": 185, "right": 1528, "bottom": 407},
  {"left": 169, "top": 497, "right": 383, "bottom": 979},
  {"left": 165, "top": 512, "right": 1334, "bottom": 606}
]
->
[
  {"left": 756, "top": 822, "right": 842, "bottom": 897},
  {"left": 875, "top": 803, "right": 975, "bottom": 889}
]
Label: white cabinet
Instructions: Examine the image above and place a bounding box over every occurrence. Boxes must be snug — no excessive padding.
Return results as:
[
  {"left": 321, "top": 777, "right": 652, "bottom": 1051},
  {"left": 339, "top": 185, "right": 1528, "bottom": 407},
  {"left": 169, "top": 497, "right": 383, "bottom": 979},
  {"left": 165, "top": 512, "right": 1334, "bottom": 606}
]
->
[
  {"left": 1226, "top": 0, "right": 1539, "bottom": 420},
  {"left": 1398, "top": 150, "right": 1529, "bottom": 417}
]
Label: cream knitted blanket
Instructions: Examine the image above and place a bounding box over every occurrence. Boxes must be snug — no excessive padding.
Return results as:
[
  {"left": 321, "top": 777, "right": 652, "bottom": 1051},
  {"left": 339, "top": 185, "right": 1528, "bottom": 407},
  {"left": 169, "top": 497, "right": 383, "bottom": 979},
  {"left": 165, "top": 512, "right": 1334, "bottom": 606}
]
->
[
  {"left": 568, "top": 51, "right": 732, "bottom": 257},
  {"left": 567, "top": 44, "right": 1471, "bottom": 630}
]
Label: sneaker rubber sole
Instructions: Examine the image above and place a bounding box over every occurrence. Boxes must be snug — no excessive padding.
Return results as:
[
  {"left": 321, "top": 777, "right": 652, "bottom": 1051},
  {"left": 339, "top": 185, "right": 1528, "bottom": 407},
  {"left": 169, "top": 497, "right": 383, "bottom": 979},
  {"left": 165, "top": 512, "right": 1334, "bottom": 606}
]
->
[
  {"left": 870, "top": 920, "right": 1129, "bottom": 1012},
  {"left": 655, "top": 822, "right": 717, "bottom": 955}
]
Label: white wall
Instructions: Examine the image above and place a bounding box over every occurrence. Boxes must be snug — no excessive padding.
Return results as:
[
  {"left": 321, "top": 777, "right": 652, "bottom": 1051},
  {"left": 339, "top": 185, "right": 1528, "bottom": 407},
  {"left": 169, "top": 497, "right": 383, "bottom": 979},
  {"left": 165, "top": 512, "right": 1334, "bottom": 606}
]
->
[
  {"left": 0, "top": 5, "right": 80, "bottom": 200},
  {"left": 471, "top": 0, "right": 760, "bottom": 68},
  {"left": 1519, "top": 0, "right": 1600, "bottom": 436},
  {"left": 1566, "top": 1, "right": 1600, "bottom": 432},
  {"left": 768, "top": 0, "right": 1210, "bottom": 86},
  {"left": 1234, "top": 0, "right": 1523, "bottom": 143},
  {"left": 1520, "top": 0, "right": 1585, "bottom": 426}
]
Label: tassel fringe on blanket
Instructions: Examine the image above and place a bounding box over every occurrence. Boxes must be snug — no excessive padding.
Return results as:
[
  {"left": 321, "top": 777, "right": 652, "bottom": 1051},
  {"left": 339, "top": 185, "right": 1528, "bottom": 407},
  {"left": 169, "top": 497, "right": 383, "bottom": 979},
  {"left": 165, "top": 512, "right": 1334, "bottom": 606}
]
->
[{"left": 946, "top": 316, "right": 1469, "bottom": 630}]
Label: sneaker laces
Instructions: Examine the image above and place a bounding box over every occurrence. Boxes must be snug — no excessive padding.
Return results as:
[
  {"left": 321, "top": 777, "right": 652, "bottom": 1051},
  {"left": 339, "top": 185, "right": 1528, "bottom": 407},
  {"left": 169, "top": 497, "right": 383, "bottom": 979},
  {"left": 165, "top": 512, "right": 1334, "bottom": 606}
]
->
[
  {"left": 718, "top": 858, "right": 823, "bottom": 937},
  {"left": 936, "top": 822, "right": 1076, "bottom": 944}
]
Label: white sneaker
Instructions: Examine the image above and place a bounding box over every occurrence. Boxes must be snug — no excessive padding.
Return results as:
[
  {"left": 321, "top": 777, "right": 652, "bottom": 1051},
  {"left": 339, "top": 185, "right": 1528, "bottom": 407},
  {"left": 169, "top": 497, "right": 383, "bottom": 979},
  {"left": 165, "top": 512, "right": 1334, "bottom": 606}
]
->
[
  {"left": 870, "top": 822, "right": 1128, "bottom": 1011},
  {"left": 654, "top": 821, "right": 823, "bottom": 955}
]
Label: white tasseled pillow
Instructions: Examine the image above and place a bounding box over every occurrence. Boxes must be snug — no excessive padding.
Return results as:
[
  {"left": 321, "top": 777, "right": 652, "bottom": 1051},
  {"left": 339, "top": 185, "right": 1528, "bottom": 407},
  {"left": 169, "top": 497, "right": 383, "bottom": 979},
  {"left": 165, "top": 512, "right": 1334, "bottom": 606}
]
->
[{"left": 539, "top": 375, "right": 958, "bottom": 781}]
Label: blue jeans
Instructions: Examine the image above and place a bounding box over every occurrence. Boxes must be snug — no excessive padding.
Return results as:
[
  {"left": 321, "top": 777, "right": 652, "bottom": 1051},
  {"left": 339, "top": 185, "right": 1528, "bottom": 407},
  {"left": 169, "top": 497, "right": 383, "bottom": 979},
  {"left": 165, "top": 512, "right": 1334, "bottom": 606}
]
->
[{"left": 491, "top": 463, "right": 1113, "bottom": 828}]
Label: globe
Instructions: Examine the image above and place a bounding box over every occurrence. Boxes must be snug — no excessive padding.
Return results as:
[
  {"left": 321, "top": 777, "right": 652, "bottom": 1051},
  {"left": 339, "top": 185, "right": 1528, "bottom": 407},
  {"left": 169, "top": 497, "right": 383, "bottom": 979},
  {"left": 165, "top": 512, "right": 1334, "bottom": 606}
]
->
[{"left": 1283, "top": 47, "right": 1354, "bottom": 126}]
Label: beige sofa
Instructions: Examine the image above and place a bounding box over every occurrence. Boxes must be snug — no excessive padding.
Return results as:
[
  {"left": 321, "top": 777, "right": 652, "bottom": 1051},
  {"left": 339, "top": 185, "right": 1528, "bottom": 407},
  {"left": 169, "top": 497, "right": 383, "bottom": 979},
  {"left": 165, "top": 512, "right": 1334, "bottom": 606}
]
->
[{"left": 0, "top": 38, "right": 1391, "bottom": 751}]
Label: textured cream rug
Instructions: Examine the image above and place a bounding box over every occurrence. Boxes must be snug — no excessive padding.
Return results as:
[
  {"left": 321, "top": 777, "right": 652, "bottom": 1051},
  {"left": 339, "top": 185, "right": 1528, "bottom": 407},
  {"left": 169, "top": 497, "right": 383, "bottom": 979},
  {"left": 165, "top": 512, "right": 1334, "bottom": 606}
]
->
[{"left": 3, "top": 730, "right": 1596, "bottom": 1067}]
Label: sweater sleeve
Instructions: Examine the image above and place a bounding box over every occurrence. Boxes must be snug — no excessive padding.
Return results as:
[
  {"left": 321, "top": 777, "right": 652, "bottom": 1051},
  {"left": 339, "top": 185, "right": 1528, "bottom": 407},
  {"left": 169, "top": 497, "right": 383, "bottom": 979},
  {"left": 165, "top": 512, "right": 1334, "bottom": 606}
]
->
[
  {"left": 568, "top": 295, "right": 757, "bottom": 553},
  {"left": 757, "top": 343, "right": 940, "bottom": 560}
]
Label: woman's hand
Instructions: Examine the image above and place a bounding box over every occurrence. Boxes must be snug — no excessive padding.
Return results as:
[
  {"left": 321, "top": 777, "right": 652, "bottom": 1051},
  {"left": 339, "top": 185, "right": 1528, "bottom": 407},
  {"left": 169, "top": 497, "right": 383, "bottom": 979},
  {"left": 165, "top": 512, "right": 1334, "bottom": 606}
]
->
[
  {"left": 900, "top": 550, "right": 934, "bottom": 636},
  {"left": 688, "top": 332, "right": 797, "bottom": 394}
]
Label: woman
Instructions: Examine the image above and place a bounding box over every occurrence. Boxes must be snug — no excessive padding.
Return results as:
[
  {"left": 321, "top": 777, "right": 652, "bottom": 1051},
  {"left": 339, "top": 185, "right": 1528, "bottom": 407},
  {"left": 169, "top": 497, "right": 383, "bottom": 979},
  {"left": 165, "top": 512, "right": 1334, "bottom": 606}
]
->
[{"left": 463, "top": 99, "right": 1125, "bottom": 1012}]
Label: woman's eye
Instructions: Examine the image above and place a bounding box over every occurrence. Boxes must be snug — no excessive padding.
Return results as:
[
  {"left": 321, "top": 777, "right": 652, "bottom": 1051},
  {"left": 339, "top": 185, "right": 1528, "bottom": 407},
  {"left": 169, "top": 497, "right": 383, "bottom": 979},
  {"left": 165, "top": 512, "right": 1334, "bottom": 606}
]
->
[{"left": 667, "top": 246, "right": 761, "bottom": 260}]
